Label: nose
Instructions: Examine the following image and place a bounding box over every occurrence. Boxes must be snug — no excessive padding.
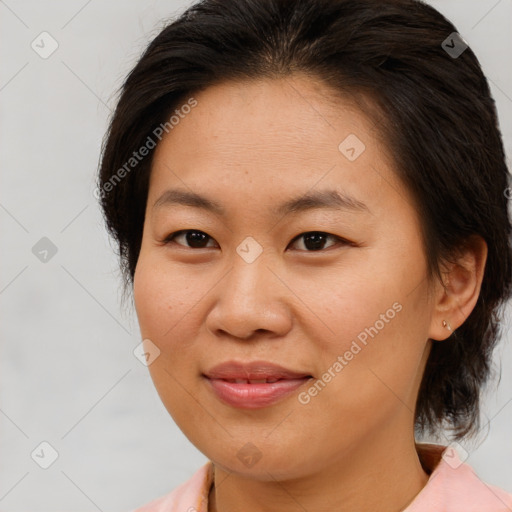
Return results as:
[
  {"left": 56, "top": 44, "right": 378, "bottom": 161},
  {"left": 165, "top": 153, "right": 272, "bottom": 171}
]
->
[{"left": 204, "top": 253, "right": 293, "bottom": 341}]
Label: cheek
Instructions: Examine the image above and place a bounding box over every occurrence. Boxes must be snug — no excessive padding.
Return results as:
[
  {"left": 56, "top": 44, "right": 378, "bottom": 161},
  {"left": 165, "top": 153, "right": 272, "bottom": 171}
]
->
[
  {"left": 133, "top": 254, "right": 206, "bottom": 420},
  {"left": 133, "top": 261, "right": 169, "bottom": 341},
  {"left": 302, "top": 252, "right": 403, "bottom": 349},
  {"left": 298, "top": 302, "right": 425, "bottom": 446},
  {"left": 133, "top": 252, "right": 203, "bottom": 342},
  {"left": 305, "top": 240, "right": 430, "bottom": 408}
]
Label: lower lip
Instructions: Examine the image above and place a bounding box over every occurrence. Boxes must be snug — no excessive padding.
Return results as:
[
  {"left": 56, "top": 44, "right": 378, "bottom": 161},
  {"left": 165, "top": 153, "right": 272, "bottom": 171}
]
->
[{"left": 205, "top": 377, "right": 312, "bottom": 409}]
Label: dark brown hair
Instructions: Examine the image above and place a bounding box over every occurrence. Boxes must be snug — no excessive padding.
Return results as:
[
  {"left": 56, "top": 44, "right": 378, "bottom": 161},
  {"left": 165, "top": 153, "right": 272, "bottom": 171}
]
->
[{"left": 97, "top": 0, "right": 512, "bottom": 440}]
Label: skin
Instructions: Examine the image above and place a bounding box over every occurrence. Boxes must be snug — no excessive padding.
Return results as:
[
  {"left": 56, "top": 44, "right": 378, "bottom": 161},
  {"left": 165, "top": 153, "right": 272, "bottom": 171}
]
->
[{"left": 133, "top": 74, "right": 487, "bottom": 512}]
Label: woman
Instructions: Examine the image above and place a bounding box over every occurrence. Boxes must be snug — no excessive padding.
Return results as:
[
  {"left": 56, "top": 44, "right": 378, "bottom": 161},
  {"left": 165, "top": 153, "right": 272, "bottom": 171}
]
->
[{"left": 97, "top": 0, "right": 512, "bottom": 510}]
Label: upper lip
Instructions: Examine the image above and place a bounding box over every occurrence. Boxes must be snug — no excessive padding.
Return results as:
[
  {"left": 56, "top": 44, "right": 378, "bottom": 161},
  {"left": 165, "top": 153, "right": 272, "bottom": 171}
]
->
[{"left": 203, "top": 360, "right": 312, "bottom": 380}]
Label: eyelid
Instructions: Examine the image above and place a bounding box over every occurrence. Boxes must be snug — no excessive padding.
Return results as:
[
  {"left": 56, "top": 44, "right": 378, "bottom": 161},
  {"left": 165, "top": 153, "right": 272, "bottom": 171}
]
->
[
  {"left": 288, "top": 232, "right": 351, "bottom": 251},
  {"left": 163, "top": 229, "right": 218, "bottom": 248},
  {"left": 162, "top": 229, "right": 355, "bottom": 251}
]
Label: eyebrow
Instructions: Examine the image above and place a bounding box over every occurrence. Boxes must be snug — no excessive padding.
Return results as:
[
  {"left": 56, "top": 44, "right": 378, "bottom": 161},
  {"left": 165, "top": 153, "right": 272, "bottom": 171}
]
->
[{"left": 152, "top": 188, "right": 370, "bottom": 216}]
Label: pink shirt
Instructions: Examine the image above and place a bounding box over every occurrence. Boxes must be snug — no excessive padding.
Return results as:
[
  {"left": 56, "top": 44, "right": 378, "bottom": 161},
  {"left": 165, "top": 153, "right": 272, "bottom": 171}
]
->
[{"left": 133, "top": 444, "right": 512, "bottom": 511}]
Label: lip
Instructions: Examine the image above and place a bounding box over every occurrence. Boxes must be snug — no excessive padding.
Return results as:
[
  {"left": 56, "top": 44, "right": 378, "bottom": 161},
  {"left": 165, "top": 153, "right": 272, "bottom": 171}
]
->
[{"left": 203, "top": 360, "right": 313, "bottom": 409}]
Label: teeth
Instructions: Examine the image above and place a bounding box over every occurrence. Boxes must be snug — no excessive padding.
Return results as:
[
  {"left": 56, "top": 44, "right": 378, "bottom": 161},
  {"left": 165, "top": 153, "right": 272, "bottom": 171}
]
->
[{"left": 225, "top": 378, "right": 281, "bottom": 384}]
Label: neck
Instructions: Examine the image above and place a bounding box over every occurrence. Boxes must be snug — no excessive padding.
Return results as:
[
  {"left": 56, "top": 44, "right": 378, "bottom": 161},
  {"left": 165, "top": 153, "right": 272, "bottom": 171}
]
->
[{"left": 208, "top": 427, "right": 429, "bottom": 512}]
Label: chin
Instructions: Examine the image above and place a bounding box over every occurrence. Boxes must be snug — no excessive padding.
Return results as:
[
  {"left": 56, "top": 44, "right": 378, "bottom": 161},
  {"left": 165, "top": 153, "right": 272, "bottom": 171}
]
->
[{"left": 202, "top": 440, "right": 321, "bottom": 482}]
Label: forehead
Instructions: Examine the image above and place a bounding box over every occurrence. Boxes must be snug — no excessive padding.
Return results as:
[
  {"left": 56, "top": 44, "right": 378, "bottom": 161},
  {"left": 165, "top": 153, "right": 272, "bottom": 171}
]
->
[
  {"left": 155, "top": 75, "right": 375, "bottom": 157},
  {"left": 148, "top": 75, "right": 407, "bottom": 215}
]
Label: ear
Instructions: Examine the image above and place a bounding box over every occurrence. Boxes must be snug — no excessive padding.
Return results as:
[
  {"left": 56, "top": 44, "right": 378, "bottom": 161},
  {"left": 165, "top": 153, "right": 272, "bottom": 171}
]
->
[{"left": 429, "top": 235, "right": 488, "bottom": 341}]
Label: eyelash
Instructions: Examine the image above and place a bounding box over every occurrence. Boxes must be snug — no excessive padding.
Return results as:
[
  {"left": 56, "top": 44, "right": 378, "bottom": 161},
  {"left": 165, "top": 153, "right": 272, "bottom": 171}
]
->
[{"left": 162, "top": 230, "right": 353, "bottom": 252}]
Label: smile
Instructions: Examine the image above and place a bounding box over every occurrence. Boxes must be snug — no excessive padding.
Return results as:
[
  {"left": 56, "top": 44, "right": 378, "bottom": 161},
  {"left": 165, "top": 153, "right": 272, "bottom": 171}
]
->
[{"left": 203, "top": 360, "right": 313, "bottom": 409}]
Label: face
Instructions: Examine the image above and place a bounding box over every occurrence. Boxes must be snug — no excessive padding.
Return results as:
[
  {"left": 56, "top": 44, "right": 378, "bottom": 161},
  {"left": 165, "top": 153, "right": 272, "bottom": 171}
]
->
[{"left": 133, "top": 75, "right": 436, "bottom": 480}]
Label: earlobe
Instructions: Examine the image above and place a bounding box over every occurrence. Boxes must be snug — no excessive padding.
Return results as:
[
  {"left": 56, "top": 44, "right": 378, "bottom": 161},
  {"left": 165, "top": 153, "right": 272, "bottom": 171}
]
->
[{"left": 428, "top": 235, "right": 487, "bottom": 341}]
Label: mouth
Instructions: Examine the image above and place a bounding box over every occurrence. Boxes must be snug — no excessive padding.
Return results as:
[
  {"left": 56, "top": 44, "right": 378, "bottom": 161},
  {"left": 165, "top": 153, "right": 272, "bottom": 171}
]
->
[
  {"left": 217, "top": 377, "right": 294, "bottom": 384},
  {"left": 203, "top": 360, "right": 313, "bottom": 409}
]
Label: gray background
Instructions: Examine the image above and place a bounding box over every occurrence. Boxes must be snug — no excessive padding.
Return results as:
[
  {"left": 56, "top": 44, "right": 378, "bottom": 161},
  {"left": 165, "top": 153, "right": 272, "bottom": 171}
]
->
[{"left": 1, "top": 1, "right": 511, "bottom": 510}]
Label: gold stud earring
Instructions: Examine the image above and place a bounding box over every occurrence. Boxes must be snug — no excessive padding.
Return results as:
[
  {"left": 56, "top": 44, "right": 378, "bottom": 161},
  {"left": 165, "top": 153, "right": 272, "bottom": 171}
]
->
[{"left": 442, "top": 320, "right": 452, "bottom": 331}]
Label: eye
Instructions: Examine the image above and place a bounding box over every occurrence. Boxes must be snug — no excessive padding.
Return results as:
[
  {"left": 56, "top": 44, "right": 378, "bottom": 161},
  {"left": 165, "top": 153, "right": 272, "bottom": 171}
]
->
[
  {"left": 163, "top": 230, "right": 218, "bottom": 249},
  {"left": 162, "top": 229, "right": 352, "bottom": 251},
  {"left": 288, "top": 231, "right": 350, "bottom": 251}
]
